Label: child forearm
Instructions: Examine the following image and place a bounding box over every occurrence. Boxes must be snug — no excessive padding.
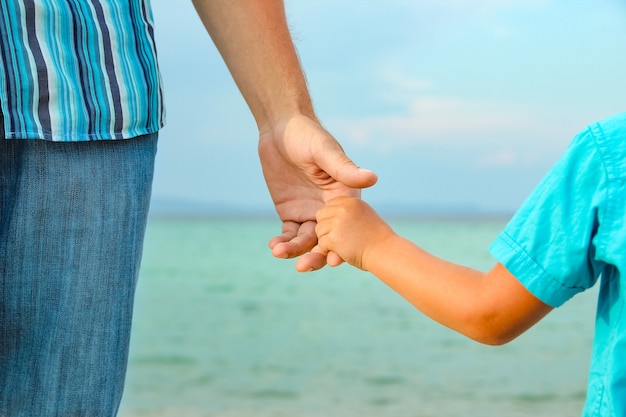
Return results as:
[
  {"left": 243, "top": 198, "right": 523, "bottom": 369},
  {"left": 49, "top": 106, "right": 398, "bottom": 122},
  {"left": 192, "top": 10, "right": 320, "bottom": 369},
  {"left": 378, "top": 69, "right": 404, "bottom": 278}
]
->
[{"left": 364, "top": 234, "right": 552, "bottom": 345}]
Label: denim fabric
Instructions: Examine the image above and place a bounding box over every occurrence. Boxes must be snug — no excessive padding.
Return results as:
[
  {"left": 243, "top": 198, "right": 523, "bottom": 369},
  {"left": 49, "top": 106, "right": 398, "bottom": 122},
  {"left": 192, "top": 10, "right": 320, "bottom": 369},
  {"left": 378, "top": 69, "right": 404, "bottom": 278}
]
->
[{"left": 0, "top": 134, "right": 158, "bottom": 416}]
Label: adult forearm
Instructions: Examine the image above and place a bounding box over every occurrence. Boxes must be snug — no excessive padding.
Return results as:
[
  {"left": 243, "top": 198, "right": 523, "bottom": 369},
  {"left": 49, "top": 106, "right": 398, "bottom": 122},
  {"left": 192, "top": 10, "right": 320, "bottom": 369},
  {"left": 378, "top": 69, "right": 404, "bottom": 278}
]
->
[{"left": 191, "top": 0, "right": 316, "bottom": 132}]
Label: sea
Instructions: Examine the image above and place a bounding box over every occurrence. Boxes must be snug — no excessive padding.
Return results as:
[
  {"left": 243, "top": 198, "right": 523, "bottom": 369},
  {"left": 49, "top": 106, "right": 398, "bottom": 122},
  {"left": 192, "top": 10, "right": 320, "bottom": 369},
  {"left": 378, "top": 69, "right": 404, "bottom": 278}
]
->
[{"left": 118, "top": 216, "right": 597, "bottom": 417}]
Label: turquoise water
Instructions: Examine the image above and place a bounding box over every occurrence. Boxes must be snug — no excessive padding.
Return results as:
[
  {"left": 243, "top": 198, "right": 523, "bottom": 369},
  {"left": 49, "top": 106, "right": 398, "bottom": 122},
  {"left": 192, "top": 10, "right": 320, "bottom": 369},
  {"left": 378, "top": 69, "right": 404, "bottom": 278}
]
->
[{"left": 119, "top": 217, "right": 596, "bottom": 417}]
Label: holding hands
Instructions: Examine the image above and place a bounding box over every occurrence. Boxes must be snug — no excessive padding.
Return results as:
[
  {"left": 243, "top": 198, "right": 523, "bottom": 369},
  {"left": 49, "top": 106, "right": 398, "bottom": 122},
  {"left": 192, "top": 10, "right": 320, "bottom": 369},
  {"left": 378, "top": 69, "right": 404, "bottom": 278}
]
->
[
  {"left": 315, "top": 197, "right": 394, "bottom": 271},
  {"left": 258, "top": 115, "right": 377, "bottom": 272},
  {"left": 192, "top": 1, "right": 377, "bottom": 271}
]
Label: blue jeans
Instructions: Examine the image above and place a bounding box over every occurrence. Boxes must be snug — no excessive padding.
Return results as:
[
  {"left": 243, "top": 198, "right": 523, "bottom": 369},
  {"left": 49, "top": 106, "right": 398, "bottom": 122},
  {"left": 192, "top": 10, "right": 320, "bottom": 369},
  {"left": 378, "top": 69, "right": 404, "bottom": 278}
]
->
[{"left": 0, "top": 134, "right": 158, "bottom": 416}]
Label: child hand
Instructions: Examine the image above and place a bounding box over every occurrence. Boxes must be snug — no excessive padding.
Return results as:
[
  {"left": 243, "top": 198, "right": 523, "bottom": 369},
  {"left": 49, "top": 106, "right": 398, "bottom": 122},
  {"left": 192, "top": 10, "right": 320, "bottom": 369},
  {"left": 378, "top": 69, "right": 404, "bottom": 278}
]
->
[{"left": 314, "top": 197, "right": 395, "bottom": 270}]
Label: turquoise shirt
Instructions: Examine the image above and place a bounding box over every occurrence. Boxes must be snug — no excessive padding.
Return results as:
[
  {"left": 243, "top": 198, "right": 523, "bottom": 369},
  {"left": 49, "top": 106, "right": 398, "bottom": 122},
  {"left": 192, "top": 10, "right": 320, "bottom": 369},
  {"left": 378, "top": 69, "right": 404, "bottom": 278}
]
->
[
  {"left": 0, "top": 0, "right": 165, "bottom": 141},
  {"left": 489, "top": 112, "right": 626, "bottom": 416}
]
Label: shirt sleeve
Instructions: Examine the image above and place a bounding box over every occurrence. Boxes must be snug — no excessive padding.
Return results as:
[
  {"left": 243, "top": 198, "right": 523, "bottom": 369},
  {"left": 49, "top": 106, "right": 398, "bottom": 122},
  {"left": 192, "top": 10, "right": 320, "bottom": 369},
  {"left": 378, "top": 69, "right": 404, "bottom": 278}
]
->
[{"left": 489, "top": 127, "right": 608, "bottom": 308}]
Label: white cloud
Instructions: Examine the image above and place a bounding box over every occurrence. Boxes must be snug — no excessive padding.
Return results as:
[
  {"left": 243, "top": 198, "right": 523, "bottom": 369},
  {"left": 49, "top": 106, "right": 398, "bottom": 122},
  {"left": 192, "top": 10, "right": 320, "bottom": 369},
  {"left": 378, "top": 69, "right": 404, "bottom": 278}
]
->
[
  {"left": 333, "top": 96, "right": 540, "bottom": 149},
  {"left": 404, "top": 0, "right": 547, "bottom": 15},
  {"left": 378, "top": 66, "right": 431, "bottom": 94},
  {"left": 389, "top": 0, "right": 547, "bottom": 43},
  {"left": 475, "top": 149, "right": 517, "bottom": 168}
]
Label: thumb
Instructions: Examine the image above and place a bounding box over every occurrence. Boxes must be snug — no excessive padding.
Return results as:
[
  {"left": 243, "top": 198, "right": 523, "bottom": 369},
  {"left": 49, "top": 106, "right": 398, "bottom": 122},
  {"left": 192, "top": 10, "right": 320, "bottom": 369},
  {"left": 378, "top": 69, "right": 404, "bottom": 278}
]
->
[{"left": 320, "top": 151, "right": 378, "bottom": 189}]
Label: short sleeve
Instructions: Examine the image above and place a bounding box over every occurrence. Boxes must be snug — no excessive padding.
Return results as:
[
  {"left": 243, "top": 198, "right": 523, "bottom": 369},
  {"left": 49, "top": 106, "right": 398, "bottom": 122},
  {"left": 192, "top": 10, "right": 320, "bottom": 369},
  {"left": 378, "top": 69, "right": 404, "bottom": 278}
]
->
[{"left": 489, "top": 127, "right": 608, "bottom": 308}]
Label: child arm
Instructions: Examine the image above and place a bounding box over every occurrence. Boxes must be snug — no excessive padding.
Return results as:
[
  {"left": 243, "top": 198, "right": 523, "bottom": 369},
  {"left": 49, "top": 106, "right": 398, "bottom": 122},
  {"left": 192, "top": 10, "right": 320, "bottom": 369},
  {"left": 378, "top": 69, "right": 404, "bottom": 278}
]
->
[{"left": 315, "top": 197, "right": 553, "bottom": 345}]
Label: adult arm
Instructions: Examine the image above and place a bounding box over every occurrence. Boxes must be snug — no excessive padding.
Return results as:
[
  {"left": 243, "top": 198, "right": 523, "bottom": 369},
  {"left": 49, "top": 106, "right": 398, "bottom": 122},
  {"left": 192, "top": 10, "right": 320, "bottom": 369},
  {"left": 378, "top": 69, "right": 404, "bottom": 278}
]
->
[
  {"left": 316, "top": 197, "right": 553, "bottom": 345},
  {"left": 191, "top": 0, "right": 377, "bottom": 271}
]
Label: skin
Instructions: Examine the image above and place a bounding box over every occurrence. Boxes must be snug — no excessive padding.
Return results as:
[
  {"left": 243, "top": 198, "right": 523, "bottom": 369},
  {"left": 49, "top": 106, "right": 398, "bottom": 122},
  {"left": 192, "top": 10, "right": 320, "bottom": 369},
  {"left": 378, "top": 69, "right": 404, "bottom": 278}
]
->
[
  {"left": 315, "top": 197, "right": 554, "bottom": 345},
  {"left": 191, "top": 0, "right": 378, "bottom": 271}
]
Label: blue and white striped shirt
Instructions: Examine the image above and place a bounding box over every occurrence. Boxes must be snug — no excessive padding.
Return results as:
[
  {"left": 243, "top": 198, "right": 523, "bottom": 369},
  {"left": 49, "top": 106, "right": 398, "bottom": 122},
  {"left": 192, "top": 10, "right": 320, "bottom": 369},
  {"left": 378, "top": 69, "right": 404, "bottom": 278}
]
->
[{"left": 0, "top": 0, "right": 165, "bottom": 141}]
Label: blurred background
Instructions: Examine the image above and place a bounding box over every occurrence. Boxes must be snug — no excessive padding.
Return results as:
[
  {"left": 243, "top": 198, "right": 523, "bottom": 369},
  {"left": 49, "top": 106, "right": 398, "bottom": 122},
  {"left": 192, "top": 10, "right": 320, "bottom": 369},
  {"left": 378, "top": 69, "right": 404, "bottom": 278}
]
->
[
  {"left": 119, "top": 1, "right": 625, "bottom": 416},
  {"left": 149, "top": 0, "right": 626, "bottom": 216}
]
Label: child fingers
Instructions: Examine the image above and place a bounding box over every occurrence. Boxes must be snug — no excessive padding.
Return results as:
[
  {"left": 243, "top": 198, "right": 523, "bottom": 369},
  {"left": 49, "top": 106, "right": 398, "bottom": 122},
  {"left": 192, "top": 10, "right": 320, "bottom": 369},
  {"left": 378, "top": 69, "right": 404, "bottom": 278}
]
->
[{"left": 326, "top": 251, "right": 344, "bottom": 267}]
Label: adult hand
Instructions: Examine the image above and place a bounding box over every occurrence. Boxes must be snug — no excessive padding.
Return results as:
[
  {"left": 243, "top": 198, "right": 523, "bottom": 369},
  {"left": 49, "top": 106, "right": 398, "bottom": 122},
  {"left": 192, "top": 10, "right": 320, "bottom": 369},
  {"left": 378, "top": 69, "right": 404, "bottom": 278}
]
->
[{"left": 258, "top": 114, "right": 377, "bottom": 272}]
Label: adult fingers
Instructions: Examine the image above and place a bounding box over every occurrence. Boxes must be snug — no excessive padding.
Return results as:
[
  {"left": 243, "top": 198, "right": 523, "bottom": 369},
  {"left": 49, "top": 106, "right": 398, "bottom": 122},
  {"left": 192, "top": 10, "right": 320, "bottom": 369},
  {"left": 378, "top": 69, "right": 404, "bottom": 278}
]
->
[
  {"left": 269, "top": 220, "right": 317, "bottom": 259},
  {"left": 295, "top": 247, "right": 328, "bottom": 272}
]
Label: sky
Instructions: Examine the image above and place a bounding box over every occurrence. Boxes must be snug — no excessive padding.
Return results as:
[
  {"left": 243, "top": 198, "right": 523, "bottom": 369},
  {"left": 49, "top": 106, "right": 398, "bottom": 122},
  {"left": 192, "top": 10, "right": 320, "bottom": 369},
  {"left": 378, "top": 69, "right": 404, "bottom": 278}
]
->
[{"left": 149, "top": 0, "right": 626, "bottom": 215}]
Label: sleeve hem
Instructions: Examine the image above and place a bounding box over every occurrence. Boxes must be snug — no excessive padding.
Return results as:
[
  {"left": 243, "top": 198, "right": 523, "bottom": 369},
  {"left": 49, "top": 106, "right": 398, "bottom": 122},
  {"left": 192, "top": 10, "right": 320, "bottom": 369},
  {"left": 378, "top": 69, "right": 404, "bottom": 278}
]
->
[{"left": 489, "top": 233, "right": 582, "bottom": 308}]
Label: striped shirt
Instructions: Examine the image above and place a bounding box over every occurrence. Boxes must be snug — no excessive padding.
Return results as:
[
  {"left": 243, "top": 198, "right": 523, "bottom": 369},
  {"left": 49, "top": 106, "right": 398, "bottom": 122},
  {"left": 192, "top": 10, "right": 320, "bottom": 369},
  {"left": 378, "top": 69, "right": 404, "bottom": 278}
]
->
[{"left": 0, "top": 0, "right": 165, "bottom": 141}]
